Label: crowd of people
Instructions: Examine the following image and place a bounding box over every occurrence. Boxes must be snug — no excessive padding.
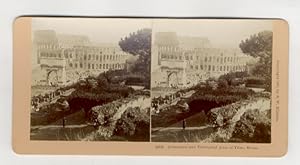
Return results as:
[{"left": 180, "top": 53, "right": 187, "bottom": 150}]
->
[
  {"left": 151, "top": 90, "right": 191, "bottom": 114},
  {"left": 31, "top": 88, "right": 73, "bottom": 112},
  {"left": 65, "top": 70, "right": 95, "bottom": 85},
  {"left": 31, "top": 70, "right": 95, "bottom": 111},
  {"left": 31, "top": 70, "right": 93, "bottom": 109}
]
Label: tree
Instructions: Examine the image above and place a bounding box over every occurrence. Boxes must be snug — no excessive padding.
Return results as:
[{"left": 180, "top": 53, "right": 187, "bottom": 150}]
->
[
  {"left": 218, "top": 71, "right": 249, "bottom": 86},
  {"left": 239, "top": 31, "right": 272, "bottom": 91},
  {"left": 119, "top": 28, "right": 152, "bottom": 89},
  {"left": 217, "top": 79, "right": 229, "bottom": 89}
]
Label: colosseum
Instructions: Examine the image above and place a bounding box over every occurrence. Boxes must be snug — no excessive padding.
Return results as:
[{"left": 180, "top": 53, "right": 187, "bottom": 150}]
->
[
  {"left": 32, "top": 30, "right": 131, "bottom": 86},
  {"left": 151, "top": 32, "right": 254, "bottom": 88}
]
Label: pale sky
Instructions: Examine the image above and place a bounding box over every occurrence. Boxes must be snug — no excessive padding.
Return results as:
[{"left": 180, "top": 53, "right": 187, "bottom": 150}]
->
[
  {"left": 32, "top": 18, "right": 272, "bottom": 48},
  {"left": 32, "top": 18, "right": 152, "bottom": 43},
  {"left": 152, "top": 19, "right": 273, "bottom": 48}
]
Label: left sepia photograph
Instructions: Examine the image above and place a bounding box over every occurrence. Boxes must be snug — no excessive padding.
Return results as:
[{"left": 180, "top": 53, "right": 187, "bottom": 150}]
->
[{"left": 30, "top": 18, "right": 152, "bottom": 141}]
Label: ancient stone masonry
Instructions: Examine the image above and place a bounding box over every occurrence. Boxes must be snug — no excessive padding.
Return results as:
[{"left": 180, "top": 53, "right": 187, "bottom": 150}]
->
[
  {"left": 151, "top": 32, "right": 253, "bottom": 88},
  {"left": 32, "top": 30, "right": 131, "bottom": 86}
]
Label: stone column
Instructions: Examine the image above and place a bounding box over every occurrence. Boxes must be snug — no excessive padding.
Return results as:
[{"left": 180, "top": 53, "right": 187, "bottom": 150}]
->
[{"left": 61, "top": 60, "right": 67, "bottom": 85}]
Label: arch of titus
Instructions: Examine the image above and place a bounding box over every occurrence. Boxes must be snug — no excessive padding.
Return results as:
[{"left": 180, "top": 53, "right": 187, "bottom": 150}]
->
[
  {"left": 40, "top": 57, "right": 67, "bottom": 86},
  {"left": 32, "top": 30, "right": 131, "bottom": 86},
  {"left": 151, "top": 32, "right": 253, "bottom": 88}
]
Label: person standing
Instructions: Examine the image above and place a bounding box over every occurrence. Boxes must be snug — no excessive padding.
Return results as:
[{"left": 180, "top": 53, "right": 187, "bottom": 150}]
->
[
  {"left": 57, "top": 96, "right": 69, "bottom": 128},
  {"left": 62, "top": 115, "right": 66, "bottom": 128},
  {"left": 182, "top": 119, "right": 186, "bottom": 130}
]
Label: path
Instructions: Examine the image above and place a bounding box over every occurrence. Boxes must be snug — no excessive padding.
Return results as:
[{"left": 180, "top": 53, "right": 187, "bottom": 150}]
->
[
  {"left": 152, "top": 125, "right": 212, "bottom": 132},
  {"left": 30, "top": 110, "right": 95, "bottom": 141},
  {"left": 31, "top": 124, "right": 90, "bottom": 130}
]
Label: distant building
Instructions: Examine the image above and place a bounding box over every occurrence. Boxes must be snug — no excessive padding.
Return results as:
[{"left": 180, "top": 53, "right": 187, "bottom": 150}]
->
[
  {"left": 151, "top": 32, "right": 253, "bottom": 88},
  {"left": 32, "top": 30, "right": 131, "bottom": 86}
]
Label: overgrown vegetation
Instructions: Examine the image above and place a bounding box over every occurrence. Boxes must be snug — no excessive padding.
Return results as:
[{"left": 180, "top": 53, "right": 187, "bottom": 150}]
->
[
  {"left": 218, "top": 71, "right": 249, "bottom": 87},
  {"left": 152, "top": 85, "right": 254, "bottom": 128},
  {"left": 188, "top": 86, "right": 254, "bottom": 112},
  {"left": 114, "top": 107, "right": 150, "bottom": 141},
  {"left": 240, "top": 31, "right": 272, "bottom": 91},
  {"left": 119, "top": 28, "right": 152, "bottom": 89},
  {"left": 31, "top": 73, "right": 136, "bottom": 126},
  {"left": 231, "top": 109, "right": 271, "bottom": 143}
]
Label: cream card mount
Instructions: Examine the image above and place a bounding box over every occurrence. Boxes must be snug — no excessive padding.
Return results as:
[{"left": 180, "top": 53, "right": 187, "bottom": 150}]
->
[{"left": 13, "top": 17, "right": 288, "bottom": 156}]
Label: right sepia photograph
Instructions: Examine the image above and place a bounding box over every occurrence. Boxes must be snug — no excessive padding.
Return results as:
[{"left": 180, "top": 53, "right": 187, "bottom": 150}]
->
[{"left": 150, "top": 19, "right": 273, "bottom": 143}]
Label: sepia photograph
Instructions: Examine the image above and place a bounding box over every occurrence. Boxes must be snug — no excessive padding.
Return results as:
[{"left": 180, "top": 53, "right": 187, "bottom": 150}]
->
[
  {"left": 151, "top": 20, "right": 273, "bottom": 143},
  {"left": 30, "top": 18, "right": 151, "bottom": 141},
  {"left": 12, "top": 17, "right": 289, "bottom": 156}
]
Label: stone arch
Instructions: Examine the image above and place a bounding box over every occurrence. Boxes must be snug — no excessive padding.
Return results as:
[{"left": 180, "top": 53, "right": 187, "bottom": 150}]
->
[
  {"left": 46, "top": 69, "right": 59, "bottom": 86},
  {"left": 40, "top": 57, "right": 67, "bottom": 86},
  {"left": 167, "top": 71, "right": 179, "bottom": 88}
]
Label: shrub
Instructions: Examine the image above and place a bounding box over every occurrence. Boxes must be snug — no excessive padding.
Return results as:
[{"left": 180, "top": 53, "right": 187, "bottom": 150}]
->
[
  {"left": 217, "top": 79, "right": 229, "bottom": 89},
  {"left": 207, "top": 102, "right": 241, "bottom": 127},
  {"left": 91, "top": 101, "right": 123, "bottom": 125},
  {"left": 245, "top": 77, "right": 265, "bottom": 88},
  {"left": 218, "top": 71, "right": 249, "bottom": 86},
  {"left": 188, "top": 86, "right": 254, "bottom": 104},
  {"left": 114, "top": 107, "right": 150, "bottom": 140},
  {"left": 125, "top": 76, "right": 144, "bottom": 85},
  {"left": 231, "top": 109, "right": 271, "bottom": 143},
  {"left": 186, "top": 86, "right": 254, "bottom": 116}
]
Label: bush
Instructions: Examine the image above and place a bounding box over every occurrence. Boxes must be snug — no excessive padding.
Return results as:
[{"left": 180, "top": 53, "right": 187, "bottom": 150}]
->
[
  {"left": 133, "top": 90, "right": 150, "bottom": 96},
  {"left": 217, "top": 79, "right": 229, "bottom": 89},
  {"left": 114, "top": 107, "right": 150, "bottom": 140},
  {"left": 245, "top": 77, "right": 265, "bottom": 88},
  {"left": 207, "top": 102, "right": 241, "bottom": 127},
  {"left": 91, "top": 101, "right": 123, "bottom": 125},
  {"left": 68, "top": 74, "right": 135, "bottom": 103},
  {"left": 186, "top": 86, "right": 254, "bottom": 116},
  {"left": 231, "top": 109, "right": 271, "bottom": 143},
  {"left": 96, "top": 76, "right": 109, "bottom": 89},
  {"left": 125, "top": 76, "right": 144, "bottom": 85},
  {"left": 188, "top": 86, "right": 254, "bottom": 104},
  {"left": 218, "top": 71, "right": 249, "bottom": 86}
]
